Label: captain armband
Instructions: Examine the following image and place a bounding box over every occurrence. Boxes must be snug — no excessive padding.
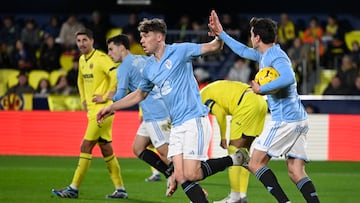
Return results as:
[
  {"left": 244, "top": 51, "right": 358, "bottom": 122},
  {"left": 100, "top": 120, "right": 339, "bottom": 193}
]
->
[{"left": 204, "top": 99, "right": 216, "bottom": 113}]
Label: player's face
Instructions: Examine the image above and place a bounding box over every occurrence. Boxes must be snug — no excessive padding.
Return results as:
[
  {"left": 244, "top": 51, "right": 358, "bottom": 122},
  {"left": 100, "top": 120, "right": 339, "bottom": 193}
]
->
[
  {"left": 107, "top": 42, "right": 122, "bottom": 63},
  {"left": 76, "top": 34, "right": 93, "bottom": 54},
  {"left": 140, "top": 31, "right": 160, "bottom": 55},
  {"left": 250, "top": 27, "right": 260, "bottom": 50}
]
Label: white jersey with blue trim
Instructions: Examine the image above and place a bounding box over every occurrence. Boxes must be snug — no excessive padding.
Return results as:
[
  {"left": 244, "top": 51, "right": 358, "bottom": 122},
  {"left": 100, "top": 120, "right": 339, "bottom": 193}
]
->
[
  {"left": 219, "top": 31, "right": 307, "bottom": 122},
  {"left": 139, "top": 43, "right": 209, "bottom": 126},
  {"left": 113, "top": 54, "right": 169, "bottom": 122}
]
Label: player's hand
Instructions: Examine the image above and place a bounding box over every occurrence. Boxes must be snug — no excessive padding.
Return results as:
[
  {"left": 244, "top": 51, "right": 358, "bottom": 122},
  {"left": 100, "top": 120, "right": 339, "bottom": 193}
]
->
[
  {"left": 208, "top": 10, "right": 223, "bottom": 37},
  {"left": 220, "top": 139, "right": 228, "bottom": 149},
  {"left": 97, "top": 106, "right": 114, "bottom": 124},
  {"left": 92, "top": 94, "right": 106, "bottom": 103},
  {"left": 251, "top": 80, "right": 262, "bottom": 94}
]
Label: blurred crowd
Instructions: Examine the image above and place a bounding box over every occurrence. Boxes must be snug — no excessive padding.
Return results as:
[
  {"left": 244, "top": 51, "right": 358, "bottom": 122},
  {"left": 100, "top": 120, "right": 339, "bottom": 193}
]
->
[{"left": 1, "top": 11, "right": 360, "bottom": 99}]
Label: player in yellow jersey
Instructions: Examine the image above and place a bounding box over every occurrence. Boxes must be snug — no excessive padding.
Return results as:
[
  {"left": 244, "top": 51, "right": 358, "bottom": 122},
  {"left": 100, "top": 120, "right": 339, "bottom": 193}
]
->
[
  {"left": 51, "top": 28, "right": 128, "bottom": 199},
  {"left": 200, "top": 80, "right": 268, "bottom": 203}
]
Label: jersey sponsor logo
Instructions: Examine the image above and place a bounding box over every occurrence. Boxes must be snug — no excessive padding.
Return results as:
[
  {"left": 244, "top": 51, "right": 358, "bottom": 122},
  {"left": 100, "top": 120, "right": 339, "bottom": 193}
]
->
[
  {"left": 160, "top": 80, "right": 172, "bottom": 96},
  {"left": 83, "top": 74, "right": 93, "bottom": 78}
]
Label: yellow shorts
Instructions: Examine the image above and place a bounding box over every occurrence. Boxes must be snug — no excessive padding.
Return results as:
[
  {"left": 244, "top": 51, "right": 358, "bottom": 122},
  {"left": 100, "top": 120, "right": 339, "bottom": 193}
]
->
[
  {"left": 230, "top": 92, "right": 268, "bottom": 140},
  {"left": 84, "top": 114, "right": 114, "bottom": 143}
]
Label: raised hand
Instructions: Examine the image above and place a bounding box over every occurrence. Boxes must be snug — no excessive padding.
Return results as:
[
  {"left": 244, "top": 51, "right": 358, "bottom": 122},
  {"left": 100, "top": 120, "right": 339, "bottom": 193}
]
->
[{"left": 208, "top": 10, "right": 223, "bottom": 36}]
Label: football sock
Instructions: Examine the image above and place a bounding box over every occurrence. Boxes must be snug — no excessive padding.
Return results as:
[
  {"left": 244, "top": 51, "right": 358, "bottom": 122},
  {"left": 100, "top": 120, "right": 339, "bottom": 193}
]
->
[
  {"left": 255, "top": 166, "right": 290, "bottom": 203},
  {"left": 104, "top": 154, "right": 125, "bottom": 189},
  {"left": 71, "top": 152, "right": 92, "bottom": 188},
  {"left": 181, "top": 181, "right": 208, "bottom": 203},
  {"left": 200, "top": 156, "right": 232, "bottom": 180},
  {"left": 138, "top": 149, "right": 171, "bottom": 178},
  {"left": 297, "top": 177, "right": 320, "bottom": 203}
]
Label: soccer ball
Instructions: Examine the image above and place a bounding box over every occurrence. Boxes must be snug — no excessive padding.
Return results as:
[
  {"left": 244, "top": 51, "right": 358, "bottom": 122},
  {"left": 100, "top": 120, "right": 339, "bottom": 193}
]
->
[{"left": 254, "top": 67, "right": 280, "bottom": 93}]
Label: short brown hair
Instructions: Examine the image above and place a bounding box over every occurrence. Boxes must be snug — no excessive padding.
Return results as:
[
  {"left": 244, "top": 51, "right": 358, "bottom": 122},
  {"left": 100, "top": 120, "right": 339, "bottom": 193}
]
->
[{"left": 75, "top": 28, "right": 94, "bottom": 39}]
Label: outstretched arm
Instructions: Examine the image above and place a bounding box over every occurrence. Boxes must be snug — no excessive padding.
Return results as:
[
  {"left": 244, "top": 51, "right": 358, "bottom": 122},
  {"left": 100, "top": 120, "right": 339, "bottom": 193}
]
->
[
  {"left": 97, "top": 89, "right": 148, "bottom": 123},
  {"left": 208, "top": 10, "right": 224, "bottom": 36}
]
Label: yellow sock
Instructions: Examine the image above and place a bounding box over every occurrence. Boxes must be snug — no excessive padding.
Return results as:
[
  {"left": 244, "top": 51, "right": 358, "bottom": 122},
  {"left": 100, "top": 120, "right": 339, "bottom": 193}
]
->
[
  {"left": 239, "top": 164, "right": 250, "bottom": 194},
  {"left": 71, "top": 152, "right": 92, "bottom": 189},
  {"left": 104, "top": 154, "right": 125, "bottom": 189},
  {"left": 228, "top": 145, "right": 249, "bottom": 196},
  {"left": 228, "top": 145, "right": 241, "bottom": 193}
]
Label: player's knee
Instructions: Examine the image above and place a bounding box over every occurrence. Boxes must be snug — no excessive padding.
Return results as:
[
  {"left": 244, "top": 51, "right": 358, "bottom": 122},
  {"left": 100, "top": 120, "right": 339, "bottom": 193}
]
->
[{"left": 183, "top": 168, "right": 202, "bottom": 181}]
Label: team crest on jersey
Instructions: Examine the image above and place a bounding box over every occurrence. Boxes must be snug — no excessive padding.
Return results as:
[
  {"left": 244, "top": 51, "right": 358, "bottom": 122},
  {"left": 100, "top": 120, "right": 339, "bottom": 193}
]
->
[
  {"left": 165, "top": 59, "right": 172, "bottom": 69},
  {"left": 90, "top": 63, "right": 94, "bottom": 69}
]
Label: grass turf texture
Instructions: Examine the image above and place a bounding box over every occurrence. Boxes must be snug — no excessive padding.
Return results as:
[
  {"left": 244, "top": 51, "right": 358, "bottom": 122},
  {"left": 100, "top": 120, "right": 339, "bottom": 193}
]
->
[{"left": 0, "top": 156, "right": 359, "bottom": 203}]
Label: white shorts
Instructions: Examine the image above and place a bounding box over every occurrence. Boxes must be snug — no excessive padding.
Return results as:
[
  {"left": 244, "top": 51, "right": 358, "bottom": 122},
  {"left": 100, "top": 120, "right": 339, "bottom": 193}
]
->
[
  {"left": 167, "top": 116, "right": 212, "bottom": 161},
  {"left": 137, "top": 118, "right": 171, "bottom": 148},
  {"left": 253, "top": 119, "right": 310, "bottom": 162}
]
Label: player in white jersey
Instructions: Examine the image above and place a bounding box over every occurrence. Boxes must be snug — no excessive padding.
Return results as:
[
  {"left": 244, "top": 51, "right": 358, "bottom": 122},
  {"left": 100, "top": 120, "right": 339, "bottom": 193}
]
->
[
  {"left": 209, "top": 10, "right": 320, "bottom": 203},
  {"left": 97, "top": 17, "right": 248, "bottom": 203},
  {"left": 107, "top": 34, "right": 173, "bottom": 182}
]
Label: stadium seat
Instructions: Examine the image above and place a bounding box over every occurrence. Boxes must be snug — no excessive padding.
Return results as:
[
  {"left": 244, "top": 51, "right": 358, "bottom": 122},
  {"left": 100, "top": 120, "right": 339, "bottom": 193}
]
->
[
  {"left": 49, "top": 69, "right": 67, "bottom": 87},
  {"left": 0, "top": 69, "right": 20, "bottom": 95},
  {"left": 320, "top": 69, "right": 337, "bottom": 84},
  {"left": 345, "top": 30, "right": 360, "bottom": 51},
  {"left": 28, "top": 70, "right": 50, "bottom": 89},
  {"left": 59, "top": 53, "right": 75, "bottom": 72},
  {"left": 106, "top": 28, "right": 122, "bottom": 40}
]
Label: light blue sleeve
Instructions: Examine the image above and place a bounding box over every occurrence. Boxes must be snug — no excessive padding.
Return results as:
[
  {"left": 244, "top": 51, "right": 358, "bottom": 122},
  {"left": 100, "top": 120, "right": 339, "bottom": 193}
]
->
[
  {"left": 112, "top": 63, "right": 130, "bottom": 101},
  {"left": 219, "top": 31, "right": 260, "bottom": 61}
]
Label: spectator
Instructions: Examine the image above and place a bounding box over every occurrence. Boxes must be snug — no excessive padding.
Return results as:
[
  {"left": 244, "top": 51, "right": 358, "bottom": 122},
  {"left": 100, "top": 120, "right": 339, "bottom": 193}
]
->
[
  {"left": 39, "top": 34, "right": 63, "bottom": 72},
  {"left": 66, "top": 57, "right": 79, "bottom": 93},
  {"left": 34, "top": 78, "right": 51, "bottom": 97},
  {"left": 225, "top": 56, "right": 251, "bottom": 84},
  {"left": 174, "top": 14, "right": 191, "bottom": 42},
  {"left": 6, "top": 71, "right": 35, "bottom": 95},
  {"left": 301, "top": 16, "right": 325, "bottom": 63},
  {"left": 323, "top": 76, "right": 348, "bottom": 95},
  {"left": 122, "top": 13, "right": 140, "bottom": 42},
  {"left": 335, "top": 54, "right": 358, "bottom": 92},
  {"left": 11, "top": 39, "right": 36, "bottom": 72},
  {"left": 350, "top": 76, "right": 360, "bottom": 95},
  {"left": 58, "top": 14, "right": 85, "bottom": 52},
  {"left": 122, "top": 29, "right": 145, "bottom": 55},
  {"left": 86, "top": 10, "right": 112, "bottom": 52},
  {"left": 42, "top": 15, "right": 61, "bottom": 40},
  {"left": 287, "top": 37, "right": 310, "bottom": 89},
  {"left": 0, "top": 16, "right": 21, "bottom": 57},
  {"left": 50, "top": 75, "right": 76, "bottom": 95},
  {"left": 349, "top": 40, "right": 360, "bottom": 68},
  {"left": 221, "top": 13, "right": 240, "bottom": 37},
  {"left": 277, "top": 13, "right": 297, "bottom": 51},
  {"left": 0, "top": 43, "right": 12, "bottom": 67},
  {"left": 20, "top": 18, "right": 41, "bottom": 52},
  {"left": 322, "top": 34, "right": 349, "bottom": 69}
]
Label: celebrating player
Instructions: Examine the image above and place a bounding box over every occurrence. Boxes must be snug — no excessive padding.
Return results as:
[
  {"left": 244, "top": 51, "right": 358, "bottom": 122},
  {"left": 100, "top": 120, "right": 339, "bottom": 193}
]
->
[
  {"left": 97, "top": 17, "right": 248, "bottom": 203},
  {"left": 208, "top": 10, "right": 320, "bottom": 203}
]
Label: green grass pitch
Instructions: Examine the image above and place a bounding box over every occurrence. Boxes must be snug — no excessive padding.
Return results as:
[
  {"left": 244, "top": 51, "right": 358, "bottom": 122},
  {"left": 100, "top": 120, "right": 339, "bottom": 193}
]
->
[{"left": 0, "top": 156, "right": 359, "bottom": 203}]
